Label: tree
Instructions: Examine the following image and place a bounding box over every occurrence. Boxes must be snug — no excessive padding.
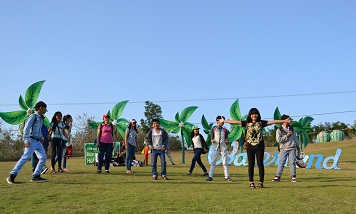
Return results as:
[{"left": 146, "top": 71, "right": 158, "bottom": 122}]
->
[
  {"left": 159, "top": 106, "right": 198, "bottom": 164},
  {"left": 140, "top": 101, "right": 163, "bottom": 134}
]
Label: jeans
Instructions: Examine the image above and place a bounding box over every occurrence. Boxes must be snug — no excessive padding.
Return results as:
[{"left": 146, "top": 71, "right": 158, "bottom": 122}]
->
[
  {"left": 51, "top": 137, "right": 63, "bottom": 169},
  {"left": 276, "top": 149, "right": 297, "bottom": 177},
  {"left": 125, "top": 144, "right": 136, "bottom": 170},
  {"left": 10, "top": 139, "right": 47, "bottom": 176},
  {"left": 151, "top": 149, "right": 166, "bottom": 177},
  {"left": 247, "top": 149, "right": 265, "bottom": 182},
  {"left": 62, "top": 147, "right": 67, "bottom": 168},
  {"left": 189, "top": 148, "right": 207, "bottom": 174},
  {"left": 98, "top": 142, "right": 113, "bottom": 171},
  {"left": 209, "top": 149, "right": 229, "bottom": 178}
]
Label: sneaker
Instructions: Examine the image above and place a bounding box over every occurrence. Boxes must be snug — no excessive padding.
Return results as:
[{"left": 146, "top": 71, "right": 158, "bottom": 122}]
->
[
  {"left": 272, "top": 176, "right": 280, "bottom": 182},
  {"left": 152, "top": 176, "right": 158, "bottom": 180},
  {"left": 6, "top": 174, "right": 16, "bottom": 184},
  {"left": 41, "top": 166, "right": 48, "bottom": 175},
  {"left": 31, "top": 175, "right": 46, "bottom": 182},
  {"left": 97, "top": 170, "right": 102, "bottom": 173},
  {"left": 105, "top": 170, "right": 110, "bottom": 173},
  {"left": 225, "top": 177, "right": 233, "bottom": 182},
  {"left": 206, "top": 177, "right": 213, "bottom": 181},
  {"left": 201, "top": 173, "right": 209, "bottom": 176},
  {"left": 291, "top": 177, "right": 298, "bottom": 182},
  {"left": 161, "top": 175, "right": 169, "bottom": 180}
]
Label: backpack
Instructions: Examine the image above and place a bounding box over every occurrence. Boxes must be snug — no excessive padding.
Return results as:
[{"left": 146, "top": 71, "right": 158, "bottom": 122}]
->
[
  {"left": 18, "top": 114, "right": 38, "bottom": 136},
  {"left": 94, "top": 123, "right": 114, "bottom": 145}
]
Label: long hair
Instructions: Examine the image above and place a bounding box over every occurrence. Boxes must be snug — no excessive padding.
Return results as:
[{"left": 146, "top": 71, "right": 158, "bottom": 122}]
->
[
  {"left": 246, "top": 108, "right": 261, "bottom": 123},
  {"left": 51, "top": 111, "right": 62, "bottom": 132},
  {"left": 128, "top": 122, "right": 138, "bottom": 133},
  {"left": 190, "top": 129, "right": 199, "bottom": 138}
]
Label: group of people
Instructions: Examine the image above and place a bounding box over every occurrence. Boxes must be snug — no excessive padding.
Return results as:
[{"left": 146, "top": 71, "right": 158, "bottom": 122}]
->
[
  {"left": 6, "top": 101, "right": 73, "bottom": 184},
  {"left": 7, "top": 101, "right": 301, "bottom": 189}
]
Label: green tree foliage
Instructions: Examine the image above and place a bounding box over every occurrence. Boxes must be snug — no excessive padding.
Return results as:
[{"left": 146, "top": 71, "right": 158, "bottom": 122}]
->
[{"left": 139, "top": 101, "right": 163, "bottom": 134}]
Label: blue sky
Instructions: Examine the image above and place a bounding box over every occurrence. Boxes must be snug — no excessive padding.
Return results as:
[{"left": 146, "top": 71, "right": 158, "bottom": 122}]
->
[{"left": 1, "top": 1, "right": 356, "bottom": 132}]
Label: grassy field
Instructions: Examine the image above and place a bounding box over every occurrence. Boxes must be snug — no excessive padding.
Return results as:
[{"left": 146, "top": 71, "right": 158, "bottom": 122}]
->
[{"left": 1, "top": 140, "right": 355, "bottom": 214}]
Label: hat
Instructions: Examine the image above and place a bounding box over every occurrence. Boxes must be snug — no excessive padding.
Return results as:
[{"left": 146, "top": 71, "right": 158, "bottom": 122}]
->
[
  {"left": 103, "top": 114, "right": 110, "bottom": 119},
  {"left": 192, "top": 125, "right": 200, "bottom": 130},
  {"left": 280, "top": 114, "right": 290, "bottom": 120},
  {"left": 130, "top": 119, "right": 137, "bottom": 123}
]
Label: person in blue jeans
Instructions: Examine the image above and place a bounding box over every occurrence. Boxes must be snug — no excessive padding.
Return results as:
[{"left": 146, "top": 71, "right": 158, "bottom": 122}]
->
[
  {"left": 6, "top": 101, "right": 48, "bottom": 183},
  {"left": 273, "top": 114, "right": 300, "bottom": 182},
  {"left": 125, "top": 119, "right": 138, "bottom": 174},
  {"left": 188, "top": 126, "right": 208, "bottom": 176},
  {"left": 145, "top": 119, "right": 169, "bottom": 180},
  {"left": 96, "top": 114, "right": 115, "bottom": 173}
]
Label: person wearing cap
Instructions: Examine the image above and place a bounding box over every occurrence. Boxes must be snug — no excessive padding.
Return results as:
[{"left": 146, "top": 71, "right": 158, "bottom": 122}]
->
[
  {"left": 144, "top": 119, "right": 169, "bottom": 180},
  {"left": 207, "top": 116, "right": 232, "bottom": 182},
  {"left": 188, "top": 126, "right": 208, "bottom": 176},
  {"left": 273, "top": 114, "right": 300, "bottom": 182},
  {"left": 7, "top": 101, "right": 48, "bottom": 184},
  {"left": 96, "top": 114, "right": 115, "bottom": 173},
  {"left": 124, "top": 119, "right": 138, "bottom": 173}
]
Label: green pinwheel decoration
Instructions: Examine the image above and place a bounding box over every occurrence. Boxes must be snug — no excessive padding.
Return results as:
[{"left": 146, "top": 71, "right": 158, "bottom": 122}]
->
[
  {"left": 273, "top": 107, "right": 314, "bottom": 151},
  {"left": 201, "top": 114, "right": 213, "bottom": 147},
  {"left": 159, "top": 106, "right": 198, "bottom": 164},
  {"left": 88, "top": 100, "right": 129, "bottom": 138},
  {"left": 227, "top": 99, "right": 248, "bottom": 152},
  {"left": 0, "top": 80, "right": 50, "bottom": 127}
]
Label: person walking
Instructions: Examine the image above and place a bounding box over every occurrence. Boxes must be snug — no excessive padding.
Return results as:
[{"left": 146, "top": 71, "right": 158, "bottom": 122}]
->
[
  {"left": 221, "top": 108, "right": 285, "bottom": 188},
  {"left": 6, "top": 101, "right": 48, "bottom": 183},
  {"left": 96, "top": 114, "right": 115, "bottom": 173},
  {"left": 125, "top": 119, "right": 138, "bottom": 174},
  {"left": 48, "top": 111, "right": 67, "bottom": 173},
  {"left": 188, "top": 126, "right": 208, "bottom": 176},
  {"left": 144, "top": 119, "right": 169, "bottom": 180},
  {"left": 62, "top": 114, "right": 73, "bottom": 172},
  {"left": 273, "top": 114, "right": 300, "bottom": 182},
  {"left": 207, "top": 116, "right": 232, "bottom": 182}
]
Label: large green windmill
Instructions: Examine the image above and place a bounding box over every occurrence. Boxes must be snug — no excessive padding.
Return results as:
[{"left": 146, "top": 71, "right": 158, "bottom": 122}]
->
[
  {"left": 88, "top": 100, "right": 129, "bottom": 139},
  {"left": 273, "top": 107, "right": 314, "bottom": 151},
  {"left": 227, "top": 99, "right": 248, "bottom": 152},
  {"left": 159, "top": 106, "right": 198, "bottom": 164},
  {"left": 0, "top": 80, "right": 50, "bottom": 128}
]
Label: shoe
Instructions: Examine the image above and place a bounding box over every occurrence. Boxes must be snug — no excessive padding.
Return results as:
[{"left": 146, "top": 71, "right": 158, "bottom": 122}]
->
[
  {"left": 50, "top": 168, "right": 56, "bottom": 173},
  {"left": 187, "top": 172, "right": 191, "bottom": 175},
  {"left": 225, "top": 177, "right": 233, "bottom": 182},
  {"left": 257, "top": 182, "right": 264, "bottom": 188},
  {"left": 206, "top": 177, "right": 213, "bottom": 181},
  {"left": 63, "top": 168, "right": 68, "bottom": 172},
  {"left": 6, "top": 174, "right": 16, "bottom": 184},
  {"left": 201, "top": 173, "right": 209, "bottom": 176},
  {"left": 105, "top": 170, "right": 110, "bottom": 173},
  {"left": 249, "top": 182, "right": 256, "bottom": 189},
  {"left": 31, "top": 175, "right": 46, "bottom": 182},
  {"left": 97, "top": 170, "right": 102, "bottom": 173},
  {"left": 161, "top": 175, "right": 169, "bottom": 180},
  {"left": 126, "top": 170, "right": 132, "bottom": 174},
  {"left": 152, "top": 176, "right": 158, "bottom": 180},
  {"left": 291, "top": 177, "right": 298, "bottom": 182},
  {"left": 272, "top": 176, "right": 280, "bottom": 182},
  {"left": 58, "top": 168, "right": 64, "bottom": 173},
  {"left": 41, "top": 166, "right": 48, "bottom": 174},
  {"left": 172, "top": 163, "right": 176, "bottom": 165}
]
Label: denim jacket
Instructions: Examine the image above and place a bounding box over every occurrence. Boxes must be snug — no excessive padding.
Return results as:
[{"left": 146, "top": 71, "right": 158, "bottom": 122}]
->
[{"left": 23, "top": 112, "right": 44, "bottom": 143}]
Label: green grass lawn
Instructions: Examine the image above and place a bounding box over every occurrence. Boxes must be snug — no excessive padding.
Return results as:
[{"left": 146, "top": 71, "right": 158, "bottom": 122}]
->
[{"left": 1, "top": 140, "right": 355, "bottom": 214}]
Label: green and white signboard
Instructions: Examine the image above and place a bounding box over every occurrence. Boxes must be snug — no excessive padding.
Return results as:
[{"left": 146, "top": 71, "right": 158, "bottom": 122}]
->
[{"left": 84, "top": 142, "right": 121, "bottom": 165}]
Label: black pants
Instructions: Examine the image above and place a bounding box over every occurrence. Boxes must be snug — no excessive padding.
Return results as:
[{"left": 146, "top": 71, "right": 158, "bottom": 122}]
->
[
  {"left": 51, "top": 137, "right": 63, "bottom": 169},
  {"left": 247, "top": 149, "right": 265, "bottom": 182}
]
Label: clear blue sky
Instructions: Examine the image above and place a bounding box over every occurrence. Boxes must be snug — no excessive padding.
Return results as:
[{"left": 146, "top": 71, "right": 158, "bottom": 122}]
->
[{"left": 1, "top": 1, "right": 356, "bottom": 132}]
